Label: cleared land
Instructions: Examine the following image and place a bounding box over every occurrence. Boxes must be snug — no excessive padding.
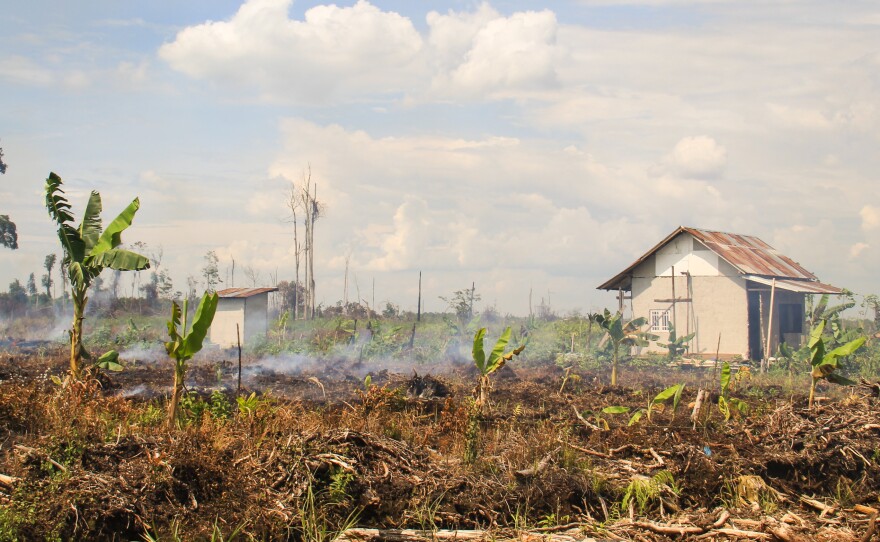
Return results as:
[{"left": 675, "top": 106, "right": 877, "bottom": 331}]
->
[{"left": 1, "top": 337, "right": 879, "bottom": 541}]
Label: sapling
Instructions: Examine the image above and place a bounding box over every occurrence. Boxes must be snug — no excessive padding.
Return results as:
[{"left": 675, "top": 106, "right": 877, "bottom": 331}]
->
[
  {"left": 656, "top": 325, "right": 695, "bottom": 363},
  {"left": 465, "top": 327, "right": 525, "bottom": 462},
  {"left": 808, "top": 319, "right": 865, "bottom": 409},
  {"left": 165, "top": 292, "right": 218, "bottom": 427},
  {"left": 594, "top": 309, "right": 657, "bottom": 386},
  {"left": 603, "top": 383, "right": 684, "bottom": 426},
  {"left": 472, "top": 327, "right": 525, "bottom": 413},
  {"left": 718, "top": 362, "right": 747, "bottom": 421}
]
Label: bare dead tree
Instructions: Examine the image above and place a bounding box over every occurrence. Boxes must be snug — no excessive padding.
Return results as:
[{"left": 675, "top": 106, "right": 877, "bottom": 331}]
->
[
  {"left": 286, "top": 181, "right": 303, "bottom": 319},
  {"left": 243, "top": 265, "right": 261, "bottom": 287},
  {"left": 287, "top": 167, "right": 323, "bottom": 319}
]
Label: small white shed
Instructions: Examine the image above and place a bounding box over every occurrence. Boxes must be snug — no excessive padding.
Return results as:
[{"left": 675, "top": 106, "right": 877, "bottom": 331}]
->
[{"left": 210, "top": 287, "right": 278, "bottom": 348}]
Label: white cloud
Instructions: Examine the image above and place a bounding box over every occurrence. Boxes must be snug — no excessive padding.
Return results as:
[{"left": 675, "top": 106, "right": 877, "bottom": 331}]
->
[
  {"left": 264, "top": 119, "right": 744, "bottom": 304},
  {"left": 159, "top": 0, "right": 564, "bottom": 103},
  {"left": 665, "top": 136, "right": 727, "bottom": 179},
  {"left": 0, "top": 55, "right": 53, "bottom": 86},
  {"left": 159, "top": 0, "right": 424, "bottom": 103},
  {"left": 62, "top": 70, "right": 90, "bottom": 90},
  {"left": 861, "top": 205, "right": 880, "bottom": 231},
  {"left": 427, "top": 6, "right": 563, "bottom": 98},
  {"left": 850, "top": 242, "right": 869, "bottom": 259}
]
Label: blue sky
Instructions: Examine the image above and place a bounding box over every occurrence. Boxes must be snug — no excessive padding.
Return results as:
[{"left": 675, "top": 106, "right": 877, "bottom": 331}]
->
[{"left": 2, "top": 0, "right": 879, "bottom": 316}]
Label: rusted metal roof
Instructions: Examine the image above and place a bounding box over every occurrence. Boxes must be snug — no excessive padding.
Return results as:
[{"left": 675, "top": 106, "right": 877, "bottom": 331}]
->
[
  {"left": 744, "top": 275, "right": 844, "bottom": 295},
  {"left": 688, "top": 228, "right": 817, "bottom": 279},
  {"left": 598, "top": 226, "right": 838, "bottom": 291},
  {"left": 217, "top": 287, "right": 279, "bottom": 298}
]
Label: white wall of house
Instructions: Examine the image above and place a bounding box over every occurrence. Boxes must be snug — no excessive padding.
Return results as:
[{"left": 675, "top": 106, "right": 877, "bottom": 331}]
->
[{"left": 631, "top": 233, "right": 750, "bottom": 358}]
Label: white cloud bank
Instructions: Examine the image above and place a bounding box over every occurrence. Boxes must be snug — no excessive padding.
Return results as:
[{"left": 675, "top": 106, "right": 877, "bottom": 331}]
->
[{"left": 159, "top": 0, "right": 563, "bottom": 103}]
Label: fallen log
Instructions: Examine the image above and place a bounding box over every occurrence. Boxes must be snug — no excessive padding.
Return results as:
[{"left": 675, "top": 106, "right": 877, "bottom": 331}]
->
[
  {"left": 334, "top": 529, "right": 607, "bottom": 542},
  {"left": 697, "top": 527, "right": 771, "bottom": 540},
  {"left": 14, "top": 444, "right": 67, "bottom": 473},
  {"left": 335, "top": 528, "right": 486, "bottom": 542},
  {"left": 632, "top": 520, "right": 704, "bottom": 536},
  {"left": 800, "top": 496, "right": 836, "bottom": 517},
  {"left": 515, "top": 448, "right": 558, "bottom": 479}
]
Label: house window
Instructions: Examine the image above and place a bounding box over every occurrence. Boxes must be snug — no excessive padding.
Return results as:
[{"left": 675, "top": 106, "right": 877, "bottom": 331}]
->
[{"left": 649, "top": 309, "right": 671, "bottom": 332}]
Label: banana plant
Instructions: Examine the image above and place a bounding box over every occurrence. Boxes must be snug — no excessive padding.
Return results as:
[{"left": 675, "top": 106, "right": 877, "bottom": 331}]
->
[
  {"left": 472, "top": 327, "right": 525, "bottom": 413},
  {"left": 806, "top": 293, "right": 855, "bottom": 332},
  {"left": 718, "top": 362, "right": 747, "bottom": 421},
  {"left": 602, "top": 383, "right": 684, "bottom": 426},
  {"left": 656, "top": 325, "right": 696, "bottom": 363},
  {"left": 808, "top": 319, "right": 865, "bottom": 409},
  {"left": 594, "top": 309, "right": 658, "bottom": 386},
  {"left": 165, "top": 292, "right": 219, "bottom": 427},
  {"left": 45, "top": 172, "right": 150, "bottom": 379}
]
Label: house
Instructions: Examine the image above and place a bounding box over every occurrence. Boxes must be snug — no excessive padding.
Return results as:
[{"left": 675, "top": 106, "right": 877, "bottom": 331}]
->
[
  {"left": 597, "top": 226, "right": 843, "bottom": 361},
  {"left": 210, "top": 287, "right": 279, "bottom": 348}
]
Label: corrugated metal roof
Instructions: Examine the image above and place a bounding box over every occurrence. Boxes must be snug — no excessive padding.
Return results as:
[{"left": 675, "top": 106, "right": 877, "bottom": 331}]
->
[
  {"left": 744, "top": 276, "right": 844, "bottom": 295},
  {"left": 688, "top": 228, "right": 817, "bottom": 279},
  {"left": 217, "top": 287, "right": 279, "bottom": 298},
  {"left": 597, "top": 226, "right": 839, "bottom": 291}
]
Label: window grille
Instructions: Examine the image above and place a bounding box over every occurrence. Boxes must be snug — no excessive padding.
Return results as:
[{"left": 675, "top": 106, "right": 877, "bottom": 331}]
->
[{"left": 649, "top": 309, "right": 670, "bottom": 332}]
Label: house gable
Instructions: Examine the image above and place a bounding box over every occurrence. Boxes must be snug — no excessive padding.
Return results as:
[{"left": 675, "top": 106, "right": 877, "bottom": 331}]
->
[{"left": 654, "top": 233, "right": 720, "bottom": 277}]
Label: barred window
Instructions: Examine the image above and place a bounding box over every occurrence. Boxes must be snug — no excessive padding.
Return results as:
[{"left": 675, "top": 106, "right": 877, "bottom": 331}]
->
[{"left": 649, "top": 309, "right": 671, "bottom": 332}]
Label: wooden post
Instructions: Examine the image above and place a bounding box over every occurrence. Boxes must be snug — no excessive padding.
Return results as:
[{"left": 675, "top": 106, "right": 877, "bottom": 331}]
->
[
  {"left": 670, "top": 265, "right": 677, "bottom": 333},
  {"left": 758, "top": 292, "right": 766, "bottom": 364},
  {"left": 763, "top": 278, "right": 777, "bottom": 372},
  {"left": 684, "top": 271, "right": 691, "bottom": 351},
  {"left": 236, "top": 323, "right": 242, "bottom": 395},
  {"left": 416, "top": 271, "right": 421, "bottom": 322}
]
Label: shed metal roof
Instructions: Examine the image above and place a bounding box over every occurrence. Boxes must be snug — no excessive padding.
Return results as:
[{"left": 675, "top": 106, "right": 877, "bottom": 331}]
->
[
  {"left": 743, "top": 276, "right": 844, "bottom": 295},
  {"left": 598, "top": 226, "right": 839, "bottom": 291},
  {"left": 217, "top": 287, "right": 279, "bottom": 298}
]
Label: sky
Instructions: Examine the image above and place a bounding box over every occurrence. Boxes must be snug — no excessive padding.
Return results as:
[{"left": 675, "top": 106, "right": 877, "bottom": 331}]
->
[{"left": 1, "top": 0, "right": 879, "bottom": 316}]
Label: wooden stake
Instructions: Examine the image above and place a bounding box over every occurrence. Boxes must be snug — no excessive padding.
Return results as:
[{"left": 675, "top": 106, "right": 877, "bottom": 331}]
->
[
  {"left": 758, "top": 292, "right": 766, "bottom": 364},
  {"left": 692, "top": 389, "right": 707, "bottom": 429},
  {"left": 236, "top": 323, "right": 242, "bottom": 395},
  {"left": 671, "top": 265, "right": 677, "bottom": 333},
  {"left": 416, "top": 271, "right": 421, "bottom": 322},
  {"left": 764, "top": 278, "right": 777, "bottom": 372}
]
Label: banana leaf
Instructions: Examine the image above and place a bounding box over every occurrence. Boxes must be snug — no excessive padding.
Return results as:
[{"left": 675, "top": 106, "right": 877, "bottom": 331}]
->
[
  {"left": 79, "top": 191, "right": 103, "bottom": 252},
  {"left": 486, "top": 327, "right": 512, "bottom": 373},
  {"left": 87, "top": 248, "right": 150, "bottom": 272},
  {"left": 91, "top": 198, "right": 141, "bottom": 254},
  {"left": 472, "top": 328, "right": 487, "bottom": 374},
  {"left": 182, "top": 292, "right": 218, "bottom": 359}
]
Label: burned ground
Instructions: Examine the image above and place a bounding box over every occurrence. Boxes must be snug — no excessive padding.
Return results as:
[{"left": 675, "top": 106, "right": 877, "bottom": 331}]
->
[{"left": 0, "top": 346, "right": 879, "bottom": 541}]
